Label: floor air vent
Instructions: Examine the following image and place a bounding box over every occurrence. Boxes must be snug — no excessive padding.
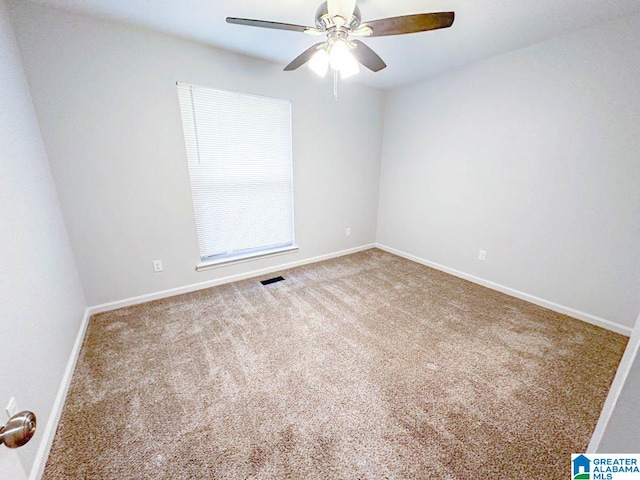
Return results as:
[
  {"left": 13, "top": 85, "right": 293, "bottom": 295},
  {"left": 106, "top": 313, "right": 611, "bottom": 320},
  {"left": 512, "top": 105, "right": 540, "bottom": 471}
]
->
[{"left": 260, "top": 276, "right": 285, "bottom": 286}]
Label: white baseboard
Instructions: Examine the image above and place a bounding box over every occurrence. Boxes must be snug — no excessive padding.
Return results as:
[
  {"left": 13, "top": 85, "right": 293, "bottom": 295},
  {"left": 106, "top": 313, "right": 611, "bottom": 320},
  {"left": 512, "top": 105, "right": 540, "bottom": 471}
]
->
[
  {"left": 375, "top": 243, "right": 632, "bottom": 337},
  {"left": 88, "top": 244, "right": 376, "bottom": 316},
  {"left": 29, "top": 308, "right": 92, "bottom": 480}
]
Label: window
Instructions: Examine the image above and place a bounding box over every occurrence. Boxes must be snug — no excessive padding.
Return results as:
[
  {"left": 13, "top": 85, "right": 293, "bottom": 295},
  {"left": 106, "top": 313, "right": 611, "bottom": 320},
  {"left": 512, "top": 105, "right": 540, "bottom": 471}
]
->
[{"left": 177, "top": 83, "right": 296, "bottom": 268}]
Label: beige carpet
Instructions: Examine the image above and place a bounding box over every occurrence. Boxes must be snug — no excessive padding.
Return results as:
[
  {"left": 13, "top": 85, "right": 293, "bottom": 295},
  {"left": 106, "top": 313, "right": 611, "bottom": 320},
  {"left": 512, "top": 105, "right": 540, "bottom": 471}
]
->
[{"left": 43, "top": 249, "right": 627, "bottom": 479}]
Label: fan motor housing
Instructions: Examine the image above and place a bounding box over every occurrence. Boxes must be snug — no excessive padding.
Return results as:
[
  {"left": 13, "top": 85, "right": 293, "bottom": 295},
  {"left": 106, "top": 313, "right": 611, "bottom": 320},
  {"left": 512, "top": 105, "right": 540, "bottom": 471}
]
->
[{"left": 315, "top": 2, "right": 362, "bottom": 31}]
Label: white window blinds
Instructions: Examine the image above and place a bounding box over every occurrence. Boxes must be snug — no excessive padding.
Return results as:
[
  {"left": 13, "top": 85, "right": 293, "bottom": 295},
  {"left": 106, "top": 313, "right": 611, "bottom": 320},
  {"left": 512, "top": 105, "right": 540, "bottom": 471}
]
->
[{"left": 177, "top": 83, "right": 295, "bottom": 261}]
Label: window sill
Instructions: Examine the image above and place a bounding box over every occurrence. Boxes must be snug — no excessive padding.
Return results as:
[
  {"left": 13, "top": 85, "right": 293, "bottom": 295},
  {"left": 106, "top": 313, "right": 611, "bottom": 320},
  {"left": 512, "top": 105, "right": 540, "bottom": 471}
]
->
[{"left": 195, "top": 245, "right": 299, "bottom": 272}]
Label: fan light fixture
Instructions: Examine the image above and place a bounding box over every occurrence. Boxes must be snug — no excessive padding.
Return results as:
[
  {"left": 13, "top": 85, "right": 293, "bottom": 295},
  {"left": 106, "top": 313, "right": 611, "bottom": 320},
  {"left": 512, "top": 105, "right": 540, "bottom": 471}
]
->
[
  {"left": 309, "top": 40, "right": 359, "bottom": 78},
  {"left": 226, "top": 0, "right": 455, "bottom": 97},
  {"left": 308, "top": 47, "right": 329, "bottom": 77}
]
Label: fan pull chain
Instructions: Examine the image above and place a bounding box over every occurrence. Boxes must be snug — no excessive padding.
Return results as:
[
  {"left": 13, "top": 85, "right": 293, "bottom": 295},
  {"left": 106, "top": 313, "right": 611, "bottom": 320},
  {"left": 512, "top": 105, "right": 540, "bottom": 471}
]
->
[{"left": 333, "top": 70, "right": 338, "bottom": 102}]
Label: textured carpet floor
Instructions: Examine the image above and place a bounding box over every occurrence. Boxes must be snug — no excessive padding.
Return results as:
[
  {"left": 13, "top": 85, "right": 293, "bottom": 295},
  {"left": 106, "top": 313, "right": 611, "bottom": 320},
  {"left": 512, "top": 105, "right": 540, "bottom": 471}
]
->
[{"left": 43, "top": 249, "right": 627, "bottom": 479}]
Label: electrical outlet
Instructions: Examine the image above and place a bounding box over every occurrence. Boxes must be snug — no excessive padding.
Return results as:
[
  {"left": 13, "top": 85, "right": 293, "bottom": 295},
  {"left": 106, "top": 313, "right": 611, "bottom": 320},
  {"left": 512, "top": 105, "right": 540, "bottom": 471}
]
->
[
  {"left": 346, "top": 228, "right": 351, "bottom": 237},
  {"left": 6, "top": 397, "right": 18, "bottom": 419},
  {"left": 152, "top": 259, "right": 163, "bottom": 272},
  {"left": 478, "top": 250, "right": 487, "bottom": 261}
]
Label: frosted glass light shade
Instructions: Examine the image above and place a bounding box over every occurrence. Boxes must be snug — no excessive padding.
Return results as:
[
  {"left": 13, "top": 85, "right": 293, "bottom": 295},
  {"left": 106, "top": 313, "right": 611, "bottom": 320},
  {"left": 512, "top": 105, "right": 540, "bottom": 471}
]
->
[
  {"left": 329, "top": 39, "right": 359, "bottom": 78},
  {"left": 308, "top": 48, "right": 329, "bottom": 77},
  {"left": 339, "top": 55, "right": 359, "bottom": 78}
]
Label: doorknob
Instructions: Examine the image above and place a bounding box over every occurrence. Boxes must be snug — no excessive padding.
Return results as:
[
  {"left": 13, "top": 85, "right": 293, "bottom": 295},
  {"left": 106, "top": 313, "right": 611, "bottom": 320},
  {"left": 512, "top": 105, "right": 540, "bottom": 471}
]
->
[{"left": 0, "top": 411, "right": 36, "bottom": 448}]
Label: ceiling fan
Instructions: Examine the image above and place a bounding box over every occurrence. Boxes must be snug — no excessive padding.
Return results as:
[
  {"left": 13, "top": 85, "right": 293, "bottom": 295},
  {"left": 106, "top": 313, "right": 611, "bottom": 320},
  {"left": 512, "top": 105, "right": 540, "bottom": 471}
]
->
[{"left": 226, "top": 0, "right": 454, "bottom": 79}]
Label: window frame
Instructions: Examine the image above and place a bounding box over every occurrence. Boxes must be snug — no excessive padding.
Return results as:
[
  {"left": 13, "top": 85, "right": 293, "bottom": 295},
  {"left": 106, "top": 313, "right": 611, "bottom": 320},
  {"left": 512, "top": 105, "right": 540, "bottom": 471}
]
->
[{"left": 176, "top": 82, "right": 298, "bottom": 270}]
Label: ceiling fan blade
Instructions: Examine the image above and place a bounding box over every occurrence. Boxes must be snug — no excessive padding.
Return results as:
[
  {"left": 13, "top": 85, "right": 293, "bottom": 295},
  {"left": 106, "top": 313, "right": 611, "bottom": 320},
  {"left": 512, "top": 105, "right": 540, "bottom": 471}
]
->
[
  {"left": 226, "top": 17, "right": 312, "bottom": 33},
  {"left": 284, "top": 43, "right": 324, "bottom": 71},
  {"left": 327, "top": 0, "right": 356, "bottom": 22},
  {"left": 351, "top": 40, "right": 386, "bottom": 72},
  {"left": 362, "top": 12, "right": 454, "bottom": 37}
]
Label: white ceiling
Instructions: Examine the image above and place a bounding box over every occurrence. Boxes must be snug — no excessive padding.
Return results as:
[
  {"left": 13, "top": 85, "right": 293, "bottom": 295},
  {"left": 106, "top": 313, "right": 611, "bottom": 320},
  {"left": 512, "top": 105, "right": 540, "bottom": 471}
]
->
[{"left": 23, "top": 0, "right": 640, "bottom": 89}]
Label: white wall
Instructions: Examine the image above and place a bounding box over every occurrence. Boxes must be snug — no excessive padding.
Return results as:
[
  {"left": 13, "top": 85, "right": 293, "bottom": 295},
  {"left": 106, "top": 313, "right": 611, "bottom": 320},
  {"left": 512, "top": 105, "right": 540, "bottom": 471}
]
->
[
  {"left": 592, "top": 312, "right": 640, "bottom": 452},
  {"left": 8, "top": 2, "right": 385, "bottom": 307},
  {"left": 0, "top": 0, "right": 86, "bottom": 474},
  {"left": 377, "top": 14, "right": 640, "bottom": 330},
  {"left": 599, "top": 355, "right": 640, "bottom": 451}
]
